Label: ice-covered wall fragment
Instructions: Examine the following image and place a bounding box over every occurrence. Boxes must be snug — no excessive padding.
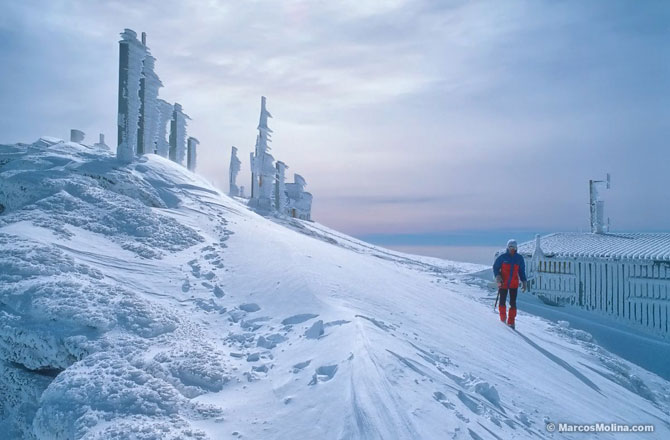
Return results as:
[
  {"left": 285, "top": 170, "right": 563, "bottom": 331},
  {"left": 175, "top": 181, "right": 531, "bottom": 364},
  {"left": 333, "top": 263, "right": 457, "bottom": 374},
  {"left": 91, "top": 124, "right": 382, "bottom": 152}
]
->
[
  {"left": 286, "top": 173, "right": 312, "bottom": 220},
  {"left": 187, "top": 137, "right": 199, "bottom": 172},
  {"left": 155, "top": 99, "right": 173, "bottom": 158},
  {"left": 249, "top": 96, "right": 276, "bottom": 211},
  {"left": 229, "top": 146, "right": 241, "bottom": 197},
  {"left": 117, "top": 29, "right": 147, "bottom": 163},
  {"left": 138, "top": 49, "right": 163, "bottom": 155},
  {"left": 275, "top": 161, "right": 287, "bottom": 213},
  {"left": 169, "top": 103, "right": 189, "bottom": 166}
]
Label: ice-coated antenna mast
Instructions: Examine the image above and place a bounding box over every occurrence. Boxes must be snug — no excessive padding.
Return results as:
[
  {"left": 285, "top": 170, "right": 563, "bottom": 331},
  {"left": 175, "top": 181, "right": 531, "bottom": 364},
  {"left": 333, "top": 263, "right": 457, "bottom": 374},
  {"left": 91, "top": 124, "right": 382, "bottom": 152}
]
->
[{"left": 589, "top": 173, "right": 611, "bottom": 234}]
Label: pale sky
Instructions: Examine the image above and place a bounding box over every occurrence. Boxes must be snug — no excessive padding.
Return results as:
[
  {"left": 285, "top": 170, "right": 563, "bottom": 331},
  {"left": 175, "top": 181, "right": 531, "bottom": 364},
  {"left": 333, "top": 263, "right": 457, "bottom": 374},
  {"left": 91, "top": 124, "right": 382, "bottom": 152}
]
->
[{"left": 1, "top": 0, "right": 668, "bottom": 246}]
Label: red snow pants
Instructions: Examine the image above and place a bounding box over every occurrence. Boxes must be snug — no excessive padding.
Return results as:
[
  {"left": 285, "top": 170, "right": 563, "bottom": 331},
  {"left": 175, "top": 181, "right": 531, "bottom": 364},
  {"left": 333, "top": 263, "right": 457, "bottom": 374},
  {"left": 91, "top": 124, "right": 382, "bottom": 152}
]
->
[{"left": 498, "top": 288, "right": 518, "bottom": 326}]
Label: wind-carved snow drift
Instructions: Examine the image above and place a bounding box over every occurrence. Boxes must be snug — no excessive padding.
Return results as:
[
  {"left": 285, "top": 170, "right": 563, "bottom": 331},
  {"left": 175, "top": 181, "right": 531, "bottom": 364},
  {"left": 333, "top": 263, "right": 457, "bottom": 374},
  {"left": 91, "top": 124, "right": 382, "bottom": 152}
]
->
[{"left": 1, "top": 138, "right": 669, "bottom": 439}]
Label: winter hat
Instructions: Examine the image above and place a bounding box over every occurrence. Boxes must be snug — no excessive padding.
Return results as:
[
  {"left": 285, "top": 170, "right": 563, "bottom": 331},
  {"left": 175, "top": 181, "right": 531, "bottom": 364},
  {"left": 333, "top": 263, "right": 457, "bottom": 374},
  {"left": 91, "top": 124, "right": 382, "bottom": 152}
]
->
[{"left": 507, "top": 239, "right": 518, "bottom": 249}]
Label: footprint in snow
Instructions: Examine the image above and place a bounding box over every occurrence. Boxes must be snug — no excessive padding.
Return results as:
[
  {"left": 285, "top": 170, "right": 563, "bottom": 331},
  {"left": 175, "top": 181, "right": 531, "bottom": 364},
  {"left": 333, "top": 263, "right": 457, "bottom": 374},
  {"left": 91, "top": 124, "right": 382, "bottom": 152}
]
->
[
  {"left": 433, "top": 391, "right": 455, "bottom": 409},
  {"left": 213, "top": 285, "right": 225, "bottom": 298},
  {"left": 308, "top": 365, "right": 338, "bottom": 385},
  {"left": 281, "top": 313, "right": 319, "bottom": 326},
  {"left": 292, "top": 360, "right": 311, "bottom": 373},
  {"left": 239, "top": 303, "right": 261, "bottom": 313},
  {"left": 304, "top": 320, "right": 324, "bottom": 339}
]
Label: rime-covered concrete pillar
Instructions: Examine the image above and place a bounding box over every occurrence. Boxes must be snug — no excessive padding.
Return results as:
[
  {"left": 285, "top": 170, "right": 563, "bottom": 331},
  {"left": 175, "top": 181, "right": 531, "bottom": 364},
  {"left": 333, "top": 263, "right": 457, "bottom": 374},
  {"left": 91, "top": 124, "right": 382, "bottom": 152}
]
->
[
  {"left": 249, "top": 96, "right": 275, "bottom": 211},
  {"left": 93, "top": 133, "right": 109, "bottom": 150},
  {"left": 155, "top": 99, "right": 172, "bottom": 158},
  {"left": 138, "top": 45, "right": 163, "bottom": 155},
  {"left": 117, "top": 29, "right": 147, "bottom": 163},
  {"left": 275, "top": 161, "right": 287, "bottom": 213},
  {"left": 229, "top": 146, "right": 241, "bottom": 196},
  {"left": 169, "top": 103, "right": 189, "bottom": 165},
  {"left": 187, "top": 137, "right": 199, "bottom": 171}
]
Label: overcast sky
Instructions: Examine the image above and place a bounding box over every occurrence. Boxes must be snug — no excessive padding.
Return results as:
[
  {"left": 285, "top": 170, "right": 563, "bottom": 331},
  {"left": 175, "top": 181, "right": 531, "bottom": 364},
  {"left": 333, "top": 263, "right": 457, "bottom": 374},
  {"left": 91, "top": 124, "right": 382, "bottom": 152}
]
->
[{"left": 1, "top": 0, "right": 668, "bottom": 245}]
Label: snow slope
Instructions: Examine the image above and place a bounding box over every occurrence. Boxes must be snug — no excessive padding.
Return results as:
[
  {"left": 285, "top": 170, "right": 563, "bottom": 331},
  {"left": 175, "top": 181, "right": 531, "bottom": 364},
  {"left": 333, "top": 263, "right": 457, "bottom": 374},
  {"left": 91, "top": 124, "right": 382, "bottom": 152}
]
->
[{"left": 1, "top": 138, "right": 669, "bottom": 439}]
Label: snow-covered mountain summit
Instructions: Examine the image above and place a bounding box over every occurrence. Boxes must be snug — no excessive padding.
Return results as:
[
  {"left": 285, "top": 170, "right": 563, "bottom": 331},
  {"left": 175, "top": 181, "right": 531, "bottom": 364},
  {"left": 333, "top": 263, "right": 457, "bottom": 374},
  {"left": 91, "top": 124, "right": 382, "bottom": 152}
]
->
[{"left": 1, "top": 138, "right": 669, "bottom": 439}]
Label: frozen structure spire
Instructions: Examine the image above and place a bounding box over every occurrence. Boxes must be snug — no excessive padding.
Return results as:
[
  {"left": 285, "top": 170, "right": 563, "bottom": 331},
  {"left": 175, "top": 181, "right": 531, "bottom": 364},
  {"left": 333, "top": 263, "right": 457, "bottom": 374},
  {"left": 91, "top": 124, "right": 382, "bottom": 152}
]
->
[
  {"left": 275, "top": 161, "right": 287, "bottom": 212},
  {"left": 138, "top": 47, "right": 163, "bottom": 155},
  {"left": 249, "top": 96, "right": 276, "bottom": 211},
  {"left": 116, "top": 29, "right": 147, "bottom": 163},
  {"left": 229, "top": 146, "right": 241, "bottom": 197},
  {"left": 169, "top": 103, "right": 189, "bottom": 166},
  {"left": 187, "top": 137, "right": 199, "bottom": 172},
  {"left": 589, "top": 174, "right": 611, "bottom": 234},
  {"left": 286, "top": 173, "right": 312, "bottom": 220},
  {"left": 155, "top": 99, "right": 173, "bottom": 158}
]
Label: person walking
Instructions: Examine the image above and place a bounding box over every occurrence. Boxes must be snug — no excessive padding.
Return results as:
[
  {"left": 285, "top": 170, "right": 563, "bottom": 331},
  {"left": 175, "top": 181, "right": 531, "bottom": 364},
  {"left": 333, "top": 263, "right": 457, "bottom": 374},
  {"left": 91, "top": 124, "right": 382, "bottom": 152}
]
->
[{"left": 493, "top": 239, "right": 527, "bottom": 329}]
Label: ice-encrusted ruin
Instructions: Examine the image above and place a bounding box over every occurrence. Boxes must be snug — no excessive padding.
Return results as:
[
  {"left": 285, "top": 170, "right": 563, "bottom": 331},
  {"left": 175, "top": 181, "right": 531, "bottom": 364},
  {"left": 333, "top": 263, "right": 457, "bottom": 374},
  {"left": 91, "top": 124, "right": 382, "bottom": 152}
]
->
[
  {"left": 229, "top": 146, "right": 241, "bottom": 197},
  {"left": 187, "top": 137, "right": 198, "bottom": 172},
  {"left": 285, "top": 173, "right": 313, "bottom": 220},
  {"left": 116, "top": 29, "right": 146, "bottom": 163},
  {"left": 138, "top": 52, "right": 163, "bottom": 156},
  {"left": 169, "top": 103, "right": 189, "bottom": 166},
  {"left": 247, "top": 96, "right": 313, "bottom": 219},
  {"left": 155, "top": 99, "right": 173, "bottom": 158},
  {"left": 274, "top": 161, "right": 287, "bottom": 212},
  {"left": 249, "top": 96, "right": 276, "bottom": 211},
  {"left": 115, "top": 29, "right": 197, "bottom": 170}
]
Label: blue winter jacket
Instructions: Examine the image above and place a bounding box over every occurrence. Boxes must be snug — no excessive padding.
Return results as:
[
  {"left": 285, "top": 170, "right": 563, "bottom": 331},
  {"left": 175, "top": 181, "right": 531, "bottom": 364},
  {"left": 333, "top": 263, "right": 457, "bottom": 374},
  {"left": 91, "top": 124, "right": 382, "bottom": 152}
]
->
[{"left": 493, "top": 251, "right": 527, "bottom": 289}]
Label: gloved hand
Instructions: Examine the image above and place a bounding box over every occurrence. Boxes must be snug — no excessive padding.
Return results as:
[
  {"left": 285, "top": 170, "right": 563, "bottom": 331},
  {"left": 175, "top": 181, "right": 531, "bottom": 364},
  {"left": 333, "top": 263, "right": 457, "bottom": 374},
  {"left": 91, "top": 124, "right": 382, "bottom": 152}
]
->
[
  {"left": 495, "top": 274, "right": 503, "bottom": 288},
  {"left": 522, "top": 281, "right": 528, "bottom": 292}
]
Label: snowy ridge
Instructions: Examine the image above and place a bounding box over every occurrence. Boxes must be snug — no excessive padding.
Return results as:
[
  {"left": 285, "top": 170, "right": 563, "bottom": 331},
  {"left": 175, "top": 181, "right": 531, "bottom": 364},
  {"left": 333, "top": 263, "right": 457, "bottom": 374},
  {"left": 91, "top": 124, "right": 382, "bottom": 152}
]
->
[{"left": 1, "top": 138, "right": 669, "bottom": 439}]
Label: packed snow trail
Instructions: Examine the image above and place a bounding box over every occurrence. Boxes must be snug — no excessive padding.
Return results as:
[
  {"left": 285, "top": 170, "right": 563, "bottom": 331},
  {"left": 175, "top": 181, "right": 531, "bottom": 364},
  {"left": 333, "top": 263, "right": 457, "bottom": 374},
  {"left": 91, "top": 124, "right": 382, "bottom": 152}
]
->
[{"left": 1, "top": 139, "right": 669, "bottom": 439}]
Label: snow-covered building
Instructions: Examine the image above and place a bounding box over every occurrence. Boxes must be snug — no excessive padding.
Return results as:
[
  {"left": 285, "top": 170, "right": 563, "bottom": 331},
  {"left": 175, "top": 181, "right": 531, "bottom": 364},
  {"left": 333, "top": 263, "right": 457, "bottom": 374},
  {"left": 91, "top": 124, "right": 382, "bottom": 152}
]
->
[
  {"left": 516, "top": 177, "right": 669, "bottom": 339},
  {"left": 187, "top": 137, "right": 198, "bottom": 172},
  {"left": 229, "top": 146, "right": 242, "bottom": 197},
  {"left": 116, "top": 29, "right": 146, "bottom": 163},
  {"left": 249, "top": 96, "right": 276, "bottom": 212},
  {"left": 285, "top": 173, "right": 312, "bottom": 220},
  {"left": 519, "top": 233, "right": 670, "bottom": 339},
  {"left": 169, "top": 103, "right": 189, "bottom": 166}
]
